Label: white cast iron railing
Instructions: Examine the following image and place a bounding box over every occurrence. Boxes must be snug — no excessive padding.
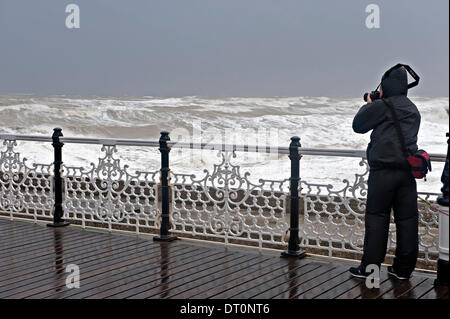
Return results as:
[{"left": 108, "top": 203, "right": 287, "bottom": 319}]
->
[{"left": 0, "top": 131, "right": 446, "bottom": 270}]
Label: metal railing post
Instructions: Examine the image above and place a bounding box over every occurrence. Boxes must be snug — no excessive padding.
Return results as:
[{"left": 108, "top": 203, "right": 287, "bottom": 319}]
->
[
  {"left": 435, "top": 132, "right": 449, "bottom": 286},
  {"left": 47, "top": 128, "right": 70, "bottom": 228},
  {"left": 154, "top": 131, "right": 177, "bottom": 242},
  {"left": 282, "top": 136, "right": 306, "bottom": 258}
]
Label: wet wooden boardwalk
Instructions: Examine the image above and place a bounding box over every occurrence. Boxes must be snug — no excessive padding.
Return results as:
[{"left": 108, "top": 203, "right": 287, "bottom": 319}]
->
[{"left": 0, "top": 218, "right": 447, "bottom": 299}]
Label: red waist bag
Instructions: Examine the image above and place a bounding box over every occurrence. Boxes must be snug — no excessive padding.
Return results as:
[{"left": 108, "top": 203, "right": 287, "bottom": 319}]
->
[{"left": 407, "top": 150, "right": 432, "bottom": 180}]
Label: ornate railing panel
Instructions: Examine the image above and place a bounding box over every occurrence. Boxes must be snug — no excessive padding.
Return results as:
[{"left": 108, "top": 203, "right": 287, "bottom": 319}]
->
[
  {"left": 171, "top": 151, "right": 290, "bottom": 248},
  {"left": 300, "top": 157, "right": 440, "bottom": 266},
  {"left": 62, "top": 144, "right": 160, "bottom": 233},
  {"left": 416, "top": 193, "right": 440, "bottom": 265},
  {"left": 0, "top": 139, "right": 54, "bottom": 221}
]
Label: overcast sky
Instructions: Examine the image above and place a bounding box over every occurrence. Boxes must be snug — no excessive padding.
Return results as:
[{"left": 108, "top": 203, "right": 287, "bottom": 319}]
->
[{"left": 0, "top": 0, "right": 448, "bottom": 97}]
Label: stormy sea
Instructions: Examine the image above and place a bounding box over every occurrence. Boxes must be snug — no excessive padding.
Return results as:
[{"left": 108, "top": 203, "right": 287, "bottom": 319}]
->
[{"left": 0, "top": 94, "right": 448, "bottom": 193}]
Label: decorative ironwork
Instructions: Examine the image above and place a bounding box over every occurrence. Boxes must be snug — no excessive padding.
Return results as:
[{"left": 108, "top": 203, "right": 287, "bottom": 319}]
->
[
  {"left": 0, "top": 139, "right": 53, "bottom": 221},
  {"left": 62, "top": 144, "right": 160, "bottom": 233},
  {"left": 171, "top": 150, "right": 290, "bottom": 248}
]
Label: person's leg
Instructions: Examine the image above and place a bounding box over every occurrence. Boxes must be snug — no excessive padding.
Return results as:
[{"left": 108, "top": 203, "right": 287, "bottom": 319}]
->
[
  {"left": 392, "top": 171, "right": 419, "bottom": 277},
  {"left": 360, "top": 169, "right": 396, "bottom": 270}
]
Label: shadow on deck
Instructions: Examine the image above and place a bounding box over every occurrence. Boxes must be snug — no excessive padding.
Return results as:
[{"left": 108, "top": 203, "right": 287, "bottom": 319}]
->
[{"left": 0, "top": 218, "right": 447, "bottom": 299}]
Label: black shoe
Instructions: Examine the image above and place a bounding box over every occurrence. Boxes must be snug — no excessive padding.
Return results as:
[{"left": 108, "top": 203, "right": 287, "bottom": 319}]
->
[
  {"left": 387, "top": 266, "right": 410, "bottom": 280},
  {"left": 349, "top": 265, "right": 369, "bottom": 279}
]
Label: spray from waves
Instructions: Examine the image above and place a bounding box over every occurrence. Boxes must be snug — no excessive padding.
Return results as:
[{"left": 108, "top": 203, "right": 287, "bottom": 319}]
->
[{"left": 0, "top": 94, "right": 448, "bottom": 193}]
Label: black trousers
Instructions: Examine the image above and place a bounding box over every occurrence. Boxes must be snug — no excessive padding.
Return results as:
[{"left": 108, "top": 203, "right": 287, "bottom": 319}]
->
[{"left": 361, "top": 168, "right": 419, "bottom": 277}]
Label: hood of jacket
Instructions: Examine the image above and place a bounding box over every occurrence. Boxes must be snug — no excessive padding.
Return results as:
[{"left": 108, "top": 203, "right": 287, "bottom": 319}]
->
[{"left": 381, "top": 66, "right": 408, "bottom": 98}]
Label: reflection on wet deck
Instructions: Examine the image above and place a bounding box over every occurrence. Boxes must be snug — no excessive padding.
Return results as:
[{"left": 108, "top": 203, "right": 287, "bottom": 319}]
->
[{"left": 0, "top": 218, "right": 447, "bottom": 299}]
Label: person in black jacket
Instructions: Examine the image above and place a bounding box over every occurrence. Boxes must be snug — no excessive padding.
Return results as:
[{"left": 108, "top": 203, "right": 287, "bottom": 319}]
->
[{"left": 350, "top": 66, "right": 421, "bottom": 280}]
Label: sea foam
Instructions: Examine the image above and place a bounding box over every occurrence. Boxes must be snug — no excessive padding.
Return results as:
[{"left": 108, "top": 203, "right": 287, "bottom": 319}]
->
[{"left": 1, "top": 94, "right": 448, "bottom": 194}]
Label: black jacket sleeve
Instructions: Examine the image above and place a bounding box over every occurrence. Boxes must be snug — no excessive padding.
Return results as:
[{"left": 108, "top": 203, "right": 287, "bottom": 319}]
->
[{"left": 352, "top": 100, "right": 386, "bottom": 134}]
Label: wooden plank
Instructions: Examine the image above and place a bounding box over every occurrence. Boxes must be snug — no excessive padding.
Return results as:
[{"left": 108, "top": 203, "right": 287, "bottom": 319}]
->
[
  {"left": 0, "top": 225, "right": 123, "bottom": 254},
  {"left": 0, "top": 235, "right": 145, "bottom": 281},
  {"left": 167, "top": 256, "right": 277, "bottom": 299},
  {"left": 0, "top": 228, "right": 73, "bottom": 252},
  {"left": 0, "top": 228, "right": 88, "bottom": 251},
  {"left": 0, "top": 231, "right": 90, "bottom": 263},
  {"left": 208, "top": 258, "right": 301, "bottom": 299},
  {"left": 0, "top": 228, "right": 110, "bottom": 257},
  {"left": 3, "top": 240, "right": 167, "bottom": 299},
  {"left": 186, "top": 258, "right": 287, "bottom": 299},
  {"left": 209, "top": 260, "right": 314, "bottom": 299},
  {"left": 0, "top": 237, "right": 143, "bottom": 278},
  {"left": 33, "top": 244, "right": 203, "bottom": 299},
  {"left": 0, "top": 240, "right": 161, "bottom": 297},
  {"left": 0, "top": 220, "right": 51, "bottom": 232},
  {"left": 335, "top": 271, "right": 390, "bottom": 299},
  {"left": 142, "top": 254, "right": 265, "bottom": 299},
  {"left": 56, "top": 245, "right": 205, "bottom": 299},
  {"left": 2, "top": 237, "right": 163, "bottom": 287},
  {"left": 84, "top": 248, "right": 232, "bottom": 299},
  {"left": 275, "top": 266, "right": 348, "bottom": 299},
  {"left": 0, "top": 230, "right": 118, "bottom": 267},
  {"left": 127, "top": 253, "right": 253, "bottom": 299},
  {"left": 229, "top": 262, "right": 320, "bottom": 299},
  {"left": 251, "top": 264, "right": 335, "bottom": 299},
  {"left": 296, "top": 267, "right": 352, "bottom": 299},
  {"left": 8, "top": 248, "right": 163, "bottom": 299},
  {"left": 0, "top": 234, "right": 129, "bottom": 273},
  {"left": 398, "top": 278, "right": 435, "bottom": 299},
  {"left": 357, "top": 276, "right": 407, "bottom": 299},
  {"left": 0, "top": 221, "right": 75, "bottom": 240},
  {"left": 0, "top": 227, "right": 109, "bottom": 252},
  {"left": 419, "top": 284, "right": 449, "bottom": 299},
  {"left": 0, "top": 220, "right": 37, "bottom": 230},
  {"left": 0, "top": 238, "right": 153, "bottom": 296},
  {"left": 378, "top": 276, "right": 427, "bottom": 299},
  {"left": 0, "top": 227, "right": 137, "bottom": 260},
  {"left": 357, "top": 275, "right": 399, "bottom": 299},
  {"left": 314, "top": 277, "right": 363, "bottom": 299},
  {"left": 0, "top": 223, "right": 38, "bottom": 234}
]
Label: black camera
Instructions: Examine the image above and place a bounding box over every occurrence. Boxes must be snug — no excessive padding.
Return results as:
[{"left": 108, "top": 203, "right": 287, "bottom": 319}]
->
[{"left": 363, "top": 90, "right": 381, "bottom": 102}]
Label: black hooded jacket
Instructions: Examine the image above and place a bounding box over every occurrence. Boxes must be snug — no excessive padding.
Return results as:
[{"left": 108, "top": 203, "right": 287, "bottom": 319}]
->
[{"left": 352, "top": 67, "right": 421, "bottom": 170}]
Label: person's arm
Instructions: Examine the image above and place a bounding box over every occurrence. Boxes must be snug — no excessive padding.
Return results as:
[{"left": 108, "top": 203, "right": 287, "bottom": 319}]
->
[{"left": 352, "top": 99, "right": 386, "bottom": 133}]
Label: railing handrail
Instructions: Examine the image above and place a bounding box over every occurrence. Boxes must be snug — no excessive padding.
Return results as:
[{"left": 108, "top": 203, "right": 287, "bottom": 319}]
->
[{"left": 0, "top": 133, "right": 447, "bottom": 162}]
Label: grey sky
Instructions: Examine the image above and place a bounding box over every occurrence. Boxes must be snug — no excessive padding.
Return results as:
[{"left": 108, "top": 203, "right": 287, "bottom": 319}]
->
[{"left": 0, "top": 0, "right": 448, "bottom": 97}]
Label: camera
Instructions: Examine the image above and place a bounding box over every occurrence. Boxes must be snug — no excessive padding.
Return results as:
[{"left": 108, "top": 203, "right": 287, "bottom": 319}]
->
[{"left": 363, "top": 90, "right": 381, "bottom": 102}]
